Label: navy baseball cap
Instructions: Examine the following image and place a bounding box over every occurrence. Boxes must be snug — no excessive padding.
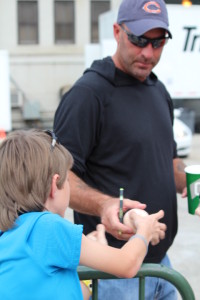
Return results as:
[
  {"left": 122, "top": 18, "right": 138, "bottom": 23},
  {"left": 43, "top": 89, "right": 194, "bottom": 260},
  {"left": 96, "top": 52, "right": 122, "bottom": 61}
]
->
[{"left": 117, "top": 0, "right": 172, "bottom": 38}]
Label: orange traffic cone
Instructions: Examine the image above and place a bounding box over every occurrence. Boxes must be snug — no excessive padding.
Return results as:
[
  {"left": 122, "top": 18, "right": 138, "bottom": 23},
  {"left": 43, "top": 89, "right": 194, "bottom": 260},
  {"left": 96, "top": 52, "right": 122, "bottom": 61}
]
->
[{"left": 0, "top": 129, "right": 6, "bottom": 140}]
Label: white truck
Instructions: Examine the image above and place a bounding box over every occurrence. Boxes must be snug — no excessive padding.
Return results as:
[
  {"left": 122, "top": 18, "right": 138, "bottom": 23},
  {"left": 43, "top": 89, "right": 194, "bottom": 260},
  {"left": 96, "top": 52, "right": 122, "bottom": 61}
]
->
[{"left": 154, "top": 4, "right": 200, "bottom": 132}]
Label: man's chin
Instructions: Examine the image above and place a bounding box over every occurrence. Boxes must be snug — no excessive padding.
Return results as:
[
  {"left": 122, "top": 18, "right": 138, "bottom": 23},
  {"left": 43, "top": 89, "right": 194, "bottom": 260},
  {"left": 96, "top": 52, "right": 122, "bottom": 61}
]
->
[{"left": 133, "top": 70, "right": 151, "bottom": 82}]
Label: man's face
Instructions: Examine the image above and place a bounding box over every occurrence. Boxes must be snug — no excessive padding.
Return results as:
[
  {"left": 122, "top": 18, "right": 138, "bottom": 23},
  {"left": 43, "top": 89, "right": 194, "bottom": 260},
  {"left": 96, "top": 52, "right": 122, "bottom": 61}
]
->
[{"left": 113, "top": 24, "right": 166, "bottom": 81}]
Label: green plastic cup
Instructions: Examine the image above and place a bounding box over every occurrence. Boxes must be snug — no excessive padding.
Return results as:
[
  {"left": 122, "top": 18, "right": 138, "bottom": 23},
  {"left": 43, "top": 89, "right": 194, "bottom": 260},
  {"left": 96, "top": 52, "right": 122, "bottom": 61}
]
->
[{"left": 185, "top": 165, "right": 200, "bottom": 215}]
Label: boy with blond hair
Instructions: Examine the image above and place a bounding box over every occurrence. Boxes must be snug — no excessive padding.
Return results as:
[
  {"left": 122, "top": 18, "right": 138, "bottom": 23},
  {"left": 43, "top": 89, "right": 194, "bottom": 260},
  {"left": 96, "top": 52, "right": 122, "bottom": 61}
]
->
[{"left": 0, "top": 129, "right": 166, "bottom": 299}]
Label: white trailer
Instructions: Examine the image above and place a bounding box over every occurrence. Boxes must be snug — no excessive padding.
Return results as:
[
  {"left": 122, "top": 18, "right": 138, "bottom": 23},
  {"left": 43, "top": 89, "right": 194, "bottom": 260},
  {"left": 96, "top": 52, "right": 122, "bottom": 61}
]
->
[{"left": 154, "top": 5, "right": 200, "bottom": 99}]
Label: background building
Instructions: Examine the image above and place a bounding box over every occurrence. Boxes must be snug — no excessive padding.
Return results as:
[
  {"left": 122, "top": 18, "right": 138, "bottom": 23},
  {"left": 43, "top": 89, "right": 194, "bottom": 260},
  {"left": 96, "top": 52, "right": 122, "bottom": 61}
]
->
[
  {"left": 0, "top": 0, "right": 199, "bottom": 130},
  {"left": 0, "top": 0, "right": 121, "bottom": 129}
]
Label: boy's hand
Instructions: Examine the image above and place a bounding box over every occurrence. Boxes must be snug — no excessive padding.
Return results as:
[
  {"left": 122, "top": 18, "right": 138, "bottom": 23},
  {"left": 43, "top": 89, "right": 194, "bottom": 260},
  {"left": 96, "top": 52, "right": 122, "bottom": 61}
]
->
[
  {"left": 86, "top": 224, "right": 108, "bottom": 245},
  {"left": 123, "top": 209, "right": 167, "bottom": 246}
]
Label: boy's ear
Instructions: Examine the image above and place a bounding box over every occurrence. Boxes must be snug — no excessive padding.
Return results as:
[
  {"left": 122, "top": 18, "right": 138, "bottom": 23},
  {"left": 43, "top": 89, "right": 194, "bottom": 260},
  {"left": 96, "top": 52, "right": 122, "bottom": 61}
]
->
[{"left": 50, "top": 174, "right": 59, "bottom": 198}]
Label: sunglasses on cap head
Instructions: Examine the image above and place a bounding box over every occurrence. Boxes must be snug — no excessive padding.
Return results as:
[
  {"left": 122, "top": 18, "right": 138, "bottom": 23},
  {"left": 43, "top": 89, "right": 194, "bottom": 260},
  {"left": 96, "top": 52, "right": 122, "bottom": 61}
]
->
[
  {"left": 120, "top": 25, "right": 171, "bottom": 49},
  {"left": 44, "top": 130, "right": 59, "bottom": 151}
]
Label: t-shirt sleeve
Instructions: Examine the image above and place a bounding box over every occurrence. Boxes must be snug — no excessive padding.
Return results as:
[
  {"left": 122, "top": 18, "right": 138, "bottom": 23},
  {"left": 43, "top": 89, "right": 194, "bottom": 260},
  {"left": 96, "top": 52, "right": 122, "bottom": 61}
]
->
[
  {"left": 54, "top": 84, "right": 102, "bottom": 178},
  {"left": 26, "top": 213, "right": 83, "bottom": 275}
]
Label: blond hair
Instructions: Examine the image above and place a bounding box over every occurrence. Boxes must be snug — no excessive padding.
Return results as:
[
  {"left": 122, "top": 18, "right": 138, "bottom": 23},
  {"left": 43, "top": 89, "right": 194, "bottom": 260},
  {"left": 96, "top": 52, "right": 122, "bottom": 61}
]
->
[{"left": 0, "top": 129, "right": 73, "bottom": 231}]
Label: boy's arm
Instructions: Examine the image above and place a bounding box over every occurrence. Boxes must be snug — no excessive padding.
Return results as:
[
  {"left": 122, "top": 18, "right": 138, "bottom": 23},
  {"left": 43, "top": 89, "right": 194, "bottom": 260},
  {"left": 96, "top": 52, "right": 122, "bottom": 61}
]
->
[
  {"left": 79, "top": 233, "right": 147, "bottom": 279},
  {"left": 79, "top": 210, "right": 165, "bottom": 279}
]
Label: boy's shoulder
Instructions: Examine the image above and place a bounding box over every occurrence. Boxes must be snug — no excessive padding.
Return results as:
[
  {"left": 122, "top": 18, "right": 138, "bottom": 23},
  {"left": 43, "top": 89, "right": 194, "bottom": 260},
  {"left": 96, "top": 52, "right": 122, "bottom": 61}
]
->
[{"left": 21, "top": 211, "right": 64, "bottom": 226}]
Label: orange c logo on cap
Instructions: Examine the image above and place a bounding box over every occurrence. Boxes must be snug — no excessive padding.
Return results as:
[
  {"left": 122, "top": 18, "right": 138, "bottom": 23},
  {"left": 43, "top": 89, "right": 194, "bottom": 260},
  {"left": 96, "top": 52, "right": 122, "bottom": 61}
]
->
[{"left": 143, "top": 1, "right": 161, "bottom": 14}]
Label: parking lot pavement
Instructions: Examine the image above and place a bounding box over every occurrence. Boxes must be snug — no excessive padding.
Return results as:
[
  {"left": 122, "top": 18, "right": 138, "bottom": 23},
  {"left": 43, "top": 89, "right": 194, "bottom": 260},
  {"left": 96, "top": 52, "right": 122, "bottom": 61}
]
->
[
  {"left": 65, "top": 134, "right": 200, "bottom": 299},
  {"left": 169, "top": 134, "right": 200, "bottom": 300}
]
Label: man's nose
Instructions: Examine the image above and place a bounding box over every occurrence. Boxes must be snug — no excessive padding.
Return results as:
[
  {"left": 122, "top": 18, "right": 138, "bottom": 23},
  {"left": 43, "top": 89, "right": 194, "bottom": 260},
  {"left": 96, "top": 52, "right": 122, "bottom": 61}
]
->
[{"left": 140, "top": 42, "right": 154, "bottom": 58}]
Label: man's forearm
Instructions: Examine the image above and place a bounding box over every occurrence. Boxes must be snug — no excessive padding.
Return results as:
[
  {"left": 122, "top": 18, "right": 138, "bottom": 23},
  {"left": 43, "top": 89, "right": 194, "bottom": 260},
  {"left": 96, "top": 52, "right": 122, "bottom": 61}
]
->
[
  {"left": 68, "top": 170, "right": 110, "bottom": 216},
  {"left": 68, "top": 171, "right": 147, "bottom": 239},
  {"left": 173, "top": 158, "right": 186, "bottom": 193}
]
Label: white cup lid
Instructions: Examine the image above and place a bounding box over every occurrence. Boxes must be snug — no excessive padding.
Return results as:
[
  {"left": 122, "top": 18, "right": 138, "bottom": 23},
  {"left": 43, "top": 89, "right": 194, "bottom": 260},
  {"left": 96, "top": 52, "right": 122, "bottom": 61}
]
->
[{"left": 185, "top": 165, "right": 200, "bottom": 174}]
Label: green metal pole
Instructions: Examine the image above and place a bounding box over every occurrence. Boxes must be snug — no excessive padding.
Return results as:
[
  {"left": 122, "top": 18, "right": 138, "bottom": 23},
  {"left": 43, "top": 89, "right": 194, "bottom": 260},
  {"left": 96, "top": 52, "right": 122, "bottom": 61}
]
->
[
  {"left": 92, "top": 279, "right": 98, "bottom": 300},
  {"left": 139, "top": 276, "right": 145, "bottom": 300},
  {"left": 78, "top": 264, "right": 195, "bottom": 300}
]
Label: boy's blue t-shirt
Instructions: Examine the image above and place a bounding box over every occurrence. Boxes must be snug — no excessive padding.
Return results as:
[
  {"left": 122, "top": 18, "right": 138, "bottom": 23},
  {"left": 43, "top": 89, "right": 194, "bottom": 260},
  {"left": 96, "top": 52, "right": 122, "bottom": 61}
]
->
[{"left": 0, "top": 211, "right": 83, "bottom": 300}]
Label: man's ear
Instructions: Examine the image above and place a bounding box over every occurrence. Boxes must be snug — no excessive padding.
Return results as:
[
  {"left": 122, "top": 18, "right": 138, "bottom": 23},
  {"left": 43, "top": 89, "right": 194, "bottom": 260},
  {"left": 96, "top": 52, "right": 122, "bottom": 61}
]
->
[
  {"left": 49, "top": 174, "right": 59, "bottom": 199},
  {"left": 113, "top": 23, "right": 121, "bottom": 43}
]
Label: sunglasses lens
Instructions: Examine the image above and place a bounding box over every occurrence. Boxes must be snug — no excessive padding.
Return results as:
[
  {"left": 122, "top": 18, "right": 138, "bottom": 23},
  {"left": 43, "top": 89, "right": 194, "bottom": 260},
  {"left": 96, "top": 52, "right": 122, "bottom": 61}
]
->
[
  {"left": 128, "top": 36, "right": 147, "bottom": 48},
  {"left": 152, "top": 39, "right": 166, "bottom": 49}
]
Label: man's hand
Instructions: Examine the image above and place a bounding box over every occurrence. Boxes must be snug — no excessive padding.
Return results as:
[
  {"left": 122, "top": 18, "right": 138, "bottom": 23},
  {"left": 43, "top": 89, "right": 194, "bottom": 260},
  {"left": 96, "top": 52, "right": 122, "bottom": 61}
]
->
[
  {"left": 181, "top": 186, "right": 187, "bottom": 198},
  {"left": 100, "top": 197, "right": 147, "bottom": 240}
]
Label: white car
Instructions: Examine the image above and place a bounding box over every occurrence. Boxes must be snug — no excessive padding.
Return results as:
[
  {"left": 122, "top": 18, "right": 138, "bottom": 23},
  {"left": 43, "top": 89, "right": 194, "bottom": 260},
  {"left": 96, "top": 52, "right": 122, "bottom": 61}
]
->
[{"left": 173, "top": 116, "right": 192, "bottom": 158}]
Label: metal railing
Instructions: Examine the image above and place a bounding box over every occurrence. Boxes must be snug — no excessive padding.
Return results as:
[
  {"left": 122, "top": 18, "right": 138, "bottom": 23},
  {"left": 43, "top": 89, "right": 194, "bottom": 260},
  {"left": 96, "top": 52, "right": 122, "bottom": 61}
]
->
[{"left": 78, "top": 263, "right": 195, "bottom": 300}]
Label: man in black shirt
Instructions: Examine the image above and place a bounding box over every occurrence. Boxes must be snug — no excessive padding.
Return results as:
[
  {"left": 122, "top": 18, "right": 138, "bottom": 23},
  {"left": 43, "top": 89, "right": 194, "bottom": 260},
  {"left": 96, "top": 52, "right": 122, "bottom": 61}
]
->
[{"left": 54, "top": 0, "right": 187, "bottom": 299}]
